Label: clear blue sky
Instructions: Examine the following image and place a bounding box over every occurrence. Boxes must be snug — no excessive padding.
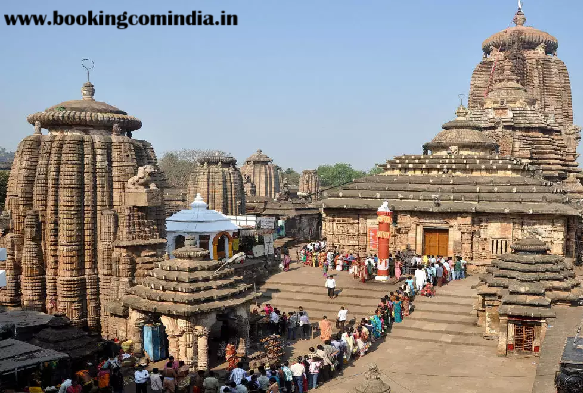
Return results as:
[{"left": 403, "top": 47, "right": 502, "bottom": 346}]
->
[{"left": 1, "top": 0, "right": 582, "bottom": 171}]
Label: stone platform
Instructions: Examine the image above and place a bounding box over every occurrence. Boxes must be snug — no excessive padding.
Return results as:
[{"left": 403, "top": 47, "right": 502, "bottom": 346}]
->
[{"left": 259, "top": 263, "right": 538, "bottom": 393}]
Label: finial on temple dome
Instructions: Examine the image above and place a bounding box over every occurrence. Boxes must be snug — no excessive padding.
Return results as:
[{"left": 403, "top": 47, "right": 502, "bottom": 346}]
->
[
  {"left": 513, "top": 0, "right": 526, "bottom": 26},
  {"left": 81, "top": 59, "right": 96, "bottom": 101},
  {"left": 455, "top": 94, "right": 469, "bottom": 119}
]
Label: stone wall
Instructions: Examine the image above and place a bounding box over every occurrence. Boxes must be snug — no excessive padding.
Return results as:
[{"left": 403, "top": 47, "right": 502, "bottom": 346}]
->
[{"left": 323, "top": 208, "right": 572, "bottom": 261}]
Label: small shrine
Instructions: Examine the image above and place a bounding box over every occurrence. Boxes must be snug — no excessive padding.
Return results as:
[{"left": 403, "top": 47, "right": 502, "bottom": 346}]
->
[
  {"left": 166, "top": 194, "right": 240, "bottom": 260},
  {"left": 355, "top": 364, "right": 391, "bottom": 393},
  {"left": 477, "top": 237, "right": 582, "bottom": 356},
  {"left": 122, "top": 246, "right": 255, "bottom": 369}
]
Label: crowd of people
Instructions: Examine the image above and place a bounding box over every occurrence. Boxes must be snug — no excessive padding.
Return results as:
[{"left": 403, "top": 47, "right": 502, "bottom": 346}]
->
[{"left": 297, "top": 242, "right": 469, "bottom": 288}]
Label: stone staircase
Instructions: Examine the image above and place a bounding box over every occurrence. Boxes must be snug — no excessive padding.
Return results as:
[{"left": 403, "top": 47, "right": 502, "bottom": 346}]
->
[{"left": 258, "top": 274, "right": 496, "bottom": 348}]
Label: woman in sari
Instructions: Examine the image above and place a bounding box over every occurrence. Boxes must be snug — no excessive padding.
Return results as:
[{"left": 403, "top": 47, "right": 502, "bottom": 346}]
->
[
  {"left": 335, "top": 255, "right": 343, "bottom": 271},
  {"left": 395, "top": 259, "right": 402, "bottom": 280},
  {"left": 358, "top": 260, "right": 368, "bottom": 283},
  {"left": 355, "top": 328, "right": 367, "bottom": 357},
  {"left": 402, "top": 293, "right": 410, "bottom": 317},
  {"left": 393, "top": 296, "right": 403, "bottom": 323},
  {"left": 341, "top": 330, "right": 354, "bottom": 361},
  {"left": 370, "top": 312, "right": 382, "bottom": 339},
  {"left": 283, "top": 254, "right": 291, "bottom": 271},
  {"left": 162, "top": 362, "right": 177, "bottom": 393}
]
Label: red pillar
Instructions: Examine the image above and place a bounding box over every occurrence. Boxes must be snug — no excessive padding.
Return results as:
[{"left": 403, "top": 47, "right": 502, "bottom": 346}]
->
[{"left": 376, "top": 202, "right": 392, "bottom": 281}]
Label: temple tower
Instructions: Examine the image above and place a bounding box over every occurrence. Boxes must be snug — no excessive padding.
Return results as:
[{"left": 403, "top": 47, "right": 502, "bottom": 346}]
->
[
  {"left": 186, "top": 153, "right": 246, "bottom": 215},
  {"left": 299, "top": 170, "right": 320, "bottom": 199},
  {"left": 467, "top": 5, "right": 581, "bottom": 184},
  {"left": 240, "top": 149, "right": 281, "bottom": 199},
  {"left": 1, "top": 80, "right": 167, "bottom": 331}
]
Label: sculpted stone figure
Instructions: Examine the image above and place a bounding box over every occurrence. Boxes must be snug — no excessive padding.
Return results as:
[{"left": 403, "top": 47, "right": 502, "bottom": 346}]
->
[{"left": 127, "top": 165, "right": 158, "bottom": 190}]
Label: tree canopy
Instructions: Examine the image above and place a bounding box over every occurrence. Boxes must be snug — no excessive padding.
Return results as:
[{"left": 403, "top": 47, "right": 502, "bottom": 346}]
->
[
  {"left": 0, "top": 171, "right": 9, "bottom": 210},
  {"left": 316, "top": 163, "right": 366, "bottom": 188},
  {"left": 281, "top": 167, "right": 300, "bottom": 186},
  {"left": 158, "top": 149, "right": 229, "bottom": 189}
]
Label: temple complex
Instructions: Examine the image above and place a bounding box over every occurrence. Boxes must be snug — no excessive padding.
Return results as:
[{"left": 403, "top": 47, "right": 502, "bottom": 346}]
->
[
  {"left": 321, "top": 6, "right": 583, "bottom": 262},
  {"left": 186, "top": 153, "right": 246, "bottom": 215},
  {"left": 0, "top": 80, "right": 167, "bottom": 334},
  {"left": 241, "top": 149, "right": 281, "bottom": 199},
  {"left": 476, "top": 237, "right": 581, "bottom": 356},
  {"left": 121, "top": 246, "right": 255, "bottom": 369}
]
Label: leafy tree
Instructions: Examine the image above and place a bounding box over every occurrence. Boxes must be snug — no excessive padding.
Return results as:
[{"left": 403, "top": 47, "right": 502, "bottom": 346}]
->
[
  {"left": 0, "top": 171, "right": 9, "bottom": 210},
  {"left": 316, "top": 163, "right": 366, "bottom": 188},
  {"left": 282, "top": 167, "right": 300, "bottom": 186},
  {"left": 159, "top": 149, "right": 229, "bottom": 189},
  {"left": 368, "top": 166, "right": 384, "bottom": 175}
]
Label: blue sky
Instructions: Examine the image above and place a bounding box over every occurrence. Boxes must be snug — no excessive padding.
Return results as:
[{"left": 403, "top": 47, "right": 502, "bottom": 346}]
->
[{"left": 1, "top": 0, "right": 582, "bottom": 171}]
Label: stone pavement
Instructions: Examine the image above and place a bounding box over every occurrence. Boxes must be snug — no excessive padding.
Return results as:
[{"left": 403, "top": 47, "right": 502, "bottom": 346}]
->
[
  {"left": 259, "top": 263, "right": 538, "bottom": 393},
  {"left": 531, "top": 305, "right": 583, "bottom": 393}
]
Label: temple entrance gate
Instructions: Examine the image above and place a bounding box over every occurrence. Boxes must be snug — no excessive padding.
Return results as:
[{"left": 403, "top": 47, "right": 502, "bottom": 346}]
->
[{"left": 423, "top": 228, "right": 449, "bottom": 256}]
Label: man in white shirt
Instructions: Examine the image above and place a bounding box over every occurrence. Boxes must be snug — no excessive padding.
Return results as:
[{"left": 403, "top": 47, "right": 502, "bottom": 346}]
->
[
  {"left": 325, "top": 275, "right": 336, "bottom": 299},
  {"left": 290, "top": 356, "right": 306, "bottom": 393},
  {"left": 134, "top": 365, "right": 150, "bottom": 393},
  {"left": 336, "top": 306, "right": 348, "bottom": 330}
]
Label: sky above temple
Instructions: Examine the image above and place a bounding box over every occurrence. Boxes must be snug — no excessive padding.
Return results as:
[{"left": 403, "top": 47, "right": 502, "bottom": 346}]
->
[{"left": 1, "top": 0, "right": 582, "bottom": 171}]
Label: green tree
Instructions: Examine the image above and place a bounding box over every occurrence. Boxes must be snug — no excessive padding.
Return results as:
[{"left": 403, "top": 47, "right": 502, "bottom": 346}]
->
[
  {"left": 316, "top": 163, "right": 366, "bottom": 188},
  {"left": 158, "top": 149, "right": 228, "bottom": 189},
  {"left": 282, "top": 167, "right": 300, "bottom": 186},
  {"left": 0, "top": 171, "right": 9, "bottom": 210},
  {"left": 368, "top": 166, "right": 384, "bottom": 175}
]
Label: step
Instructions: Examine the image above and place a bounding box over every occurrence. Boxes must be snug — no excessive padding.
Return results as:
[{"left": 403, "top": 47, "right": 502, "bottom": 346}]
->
[
  {"left": 259, "top": 298, "right": 375, "bottom": 319},
  {"left": 404, "top": 320, "right": 483, "bottom": 336},
  {"left": 406, "top": 310, "right": 477, "bottom": 326},
  {"left": 260, "top": 291, "right": 381, "bottom": 308},
  {"left": 261, "top": 283, "right": 391, "bottom": 300},
  {"left": 387, "top": 331, "right": 495, "bottom": 348},
  {"left": 414, "top": 296, "right": 476, "bottom": 307},
  {"left": 412, "top": 302, "right": 474, "bottom": 316}
]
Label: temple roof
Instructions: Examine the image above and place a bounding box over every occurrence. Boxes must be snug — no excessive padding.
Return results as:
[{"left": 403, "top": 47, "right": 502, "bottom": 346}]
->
[
  {"left": 27, "top": 82, "right": 142, "bottom": 132},
  {"left": 511, "top": 237, "right": 550, "bottom": 254},
  {"left": 166, "top": 193, "right": 240, "bottom": 234},
  {"left": 123, "top": 247, "right": 255, "bottom": 316},
  {"left": 244, "top": 149, "right": 274, "bottom": 164},
  {"left": 197, "top": 152, "right": 237, "bottom": 165},
  {"left": 321, "top": 161, "right": 579, "bottom": 216},
  {"left": 482, "top": 8, "right": 558, "bottom": 55}
]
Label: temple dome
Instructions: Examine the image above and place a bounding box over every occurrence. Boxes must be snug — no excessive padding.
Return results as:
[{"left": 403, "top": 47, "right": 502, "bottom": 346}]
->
[
  {"left": 27, "top": 82, "right": 142, "bottom": 132},
  {"left": 482, "top": 8, "right": 558, "bottom": 55},
  {"left": 510, "top": 237, "right": 550, "bottom": 254},
  {"left": 244, "top": 149, "right": 273, "bottom": 164},
  {"left": 166, "top": 193, "right": 240, "bottom": 234},
  {"left": 424, "top": 105, "right": 498, "bottom": 155}
]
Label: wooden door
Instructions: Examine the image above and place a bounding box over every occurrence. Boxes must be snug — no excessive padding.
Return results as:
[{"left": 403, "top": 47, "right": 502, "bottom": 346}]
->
[{"left": 423, "top": 229, "right": 449, "bottom": 256}]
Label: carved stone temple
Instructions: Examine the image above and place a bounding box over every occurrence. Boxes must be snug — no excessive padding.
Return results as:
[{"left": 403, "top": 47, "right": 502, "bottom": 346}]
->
[
  {"left": 0, "top": 81, "right": 167, "bottom": 334},
  {"left": 122, "top": 246, "right": 255, "bottom": 369},
  {"left": 186, "top": 153, "right": 246, "bottom": 215},
  {"left": 241, "top": 149, "right": 281, "bottom": 199},
  {"left": 299, "top": 170, "right": 321, "bottom": 200},
  {"left": 321, "top": 6, "right": 583, "bottom": 262},
  {"left": 476, "top": 237, "right": 582, "bottom": 356}
]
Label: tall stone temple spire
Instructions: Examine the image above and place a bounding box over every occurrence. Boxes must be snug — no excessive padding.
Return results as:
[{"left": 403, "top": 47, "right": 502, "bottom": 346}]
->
[{"left": 0, "top": 76, "right": 167, "bottom": 334}]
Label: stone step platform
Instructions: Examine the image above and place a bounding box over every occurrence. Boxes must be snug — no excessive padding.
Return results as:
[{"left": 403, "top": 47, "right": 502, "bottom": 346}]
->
[
  {"left": 257, "top": 297, "right": 375, "bottom": 320},
  {"left": 406, "top": 310, "right": 477, "bottom": 325},
  {"left": 387, "top": 330, "right": 494, "bottom": 347}
]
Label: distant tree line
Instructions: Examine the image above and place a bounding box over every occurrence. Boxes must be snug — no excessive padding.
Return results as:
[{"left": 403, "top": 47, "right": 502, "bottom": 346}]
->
[{"left": 158, "top": 149, "right": 383, "bottom": 191}]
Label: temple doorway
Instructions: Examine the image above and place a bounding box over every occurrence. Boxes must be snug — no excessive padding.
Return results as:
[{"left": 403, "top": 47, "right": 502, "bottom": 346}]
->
[
  {"left": 216, "top": 234, "right": 228, "bottom": 259},
  {"left": 423, "top": 228, "right": 449, "bottom": 256},
  {"left": 175, "top": 235, "right": 185, "bottom": 250},
  {"left": 208, "top": 313, "right": 239, "bottom": 368},
  {"left": 143, "top": 315, "right": 169, "bottom": 362}
]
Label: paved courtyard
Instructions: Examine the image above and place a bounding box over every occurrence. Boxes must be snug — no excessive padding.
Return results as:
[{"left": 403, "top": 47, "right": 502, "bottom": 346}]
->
[{"left": 259, "top": 262, "right": 543, "bottom": 393}]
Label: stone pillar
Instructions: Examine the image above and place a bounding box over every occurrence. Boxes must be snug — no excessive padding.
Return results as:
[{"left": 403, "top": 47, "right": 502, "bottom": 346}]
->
[
  {"left": 196, "top": 327, "right": 210, "bottom": 371},
  {"left": 375, "top": 202, "right": 392, "bottom": 281},
  {"left": 497, "top": 316, "right": 509, "bottom": 356},
  {"left": 128, "top": 309, "right": 148, "bottom": 353},
  {"left": 161, "top": 315, "right": 181, "bottom": 360},
  {"left": 236, "top": 311, "right": 250, "bottom": 358}
]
